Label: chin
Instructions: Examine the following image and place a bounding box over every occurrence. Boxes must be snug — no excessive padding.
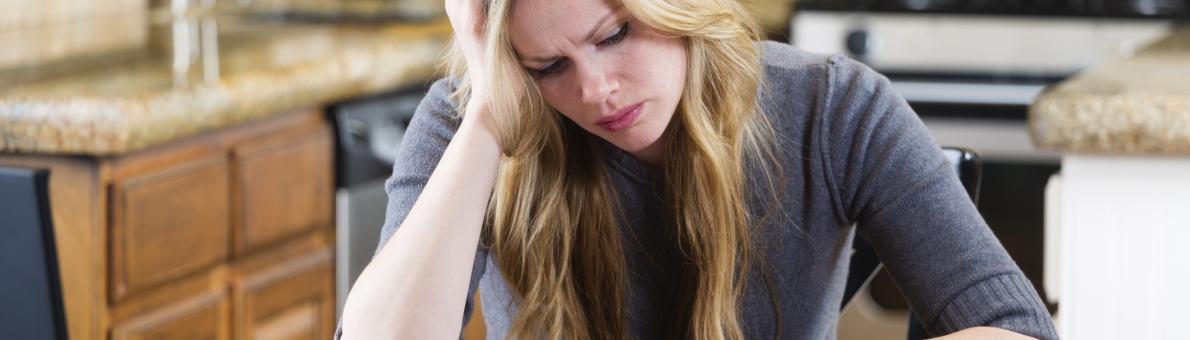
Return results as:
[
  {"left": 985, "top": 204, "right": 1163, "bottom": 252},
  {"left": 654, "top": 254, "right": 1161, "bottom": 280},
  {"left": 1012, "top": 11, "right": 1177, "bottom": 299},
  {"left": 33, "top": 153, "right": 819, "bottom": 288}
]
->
[{"left": 611, "top": 128, "right": 664, "bottom": 153}]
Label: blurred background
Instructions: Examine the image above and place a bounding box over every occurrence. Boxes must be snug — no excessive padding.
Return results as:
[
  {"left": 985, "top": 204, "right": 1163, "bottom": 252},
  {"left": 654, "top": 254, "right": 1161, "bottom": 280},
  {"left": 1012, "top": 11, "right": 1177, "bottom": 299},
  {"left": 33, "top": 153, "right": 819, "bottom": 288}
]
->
[
  {"left": 788, "top": 1, "right": 1185, "bottom": 340},
  {"left": 1, "top": 0, "right": 1186, "bottom": 339}
]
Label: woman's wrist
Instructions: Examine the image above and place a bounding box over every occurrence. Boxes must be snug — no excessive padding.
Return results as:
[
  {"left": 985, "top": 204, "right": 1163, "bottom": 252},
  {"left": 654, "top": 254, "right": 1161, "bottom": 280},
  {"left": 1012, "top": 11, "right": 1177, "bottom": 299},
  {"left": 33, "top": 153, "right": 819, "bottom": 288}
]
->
[{"left": 456, "top": 104, "right": 502, "bottom": 159}]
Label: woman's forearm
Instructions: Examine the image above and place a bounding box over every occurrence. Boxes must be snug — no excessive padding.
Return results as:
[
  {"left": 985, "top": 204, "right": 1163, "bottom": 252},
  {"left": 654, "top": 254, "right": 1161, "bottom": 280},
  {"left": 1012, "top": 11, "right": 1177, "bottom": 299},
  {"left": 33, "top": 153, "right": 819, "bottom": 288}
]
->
[{"left": 340, "top": 108, "right": 501, "bottom": 340}]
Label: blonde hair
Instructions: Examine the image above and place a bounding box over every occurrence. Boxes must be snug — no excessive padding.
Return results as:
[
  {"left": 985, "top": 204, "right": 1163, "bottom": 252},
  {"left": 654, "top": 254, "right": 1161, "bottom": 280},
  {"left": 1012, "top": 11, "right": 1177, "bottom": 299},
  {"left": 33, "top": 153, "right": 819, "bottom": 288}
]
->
[{"left": 445, "top": 0, "right": 783, "bottom": 338}]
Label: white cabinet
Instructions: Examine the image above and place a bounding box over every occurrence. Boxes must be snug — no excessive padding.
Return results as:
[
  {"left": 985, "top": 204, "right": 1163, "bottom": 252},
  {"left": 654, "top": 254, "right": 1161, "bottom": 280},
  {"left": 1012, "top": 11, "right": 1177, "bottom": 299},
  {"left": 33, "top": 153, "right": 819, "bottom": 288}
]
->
[{"left": 1045, "top": 155, "right": 1190, "bottom": 339}]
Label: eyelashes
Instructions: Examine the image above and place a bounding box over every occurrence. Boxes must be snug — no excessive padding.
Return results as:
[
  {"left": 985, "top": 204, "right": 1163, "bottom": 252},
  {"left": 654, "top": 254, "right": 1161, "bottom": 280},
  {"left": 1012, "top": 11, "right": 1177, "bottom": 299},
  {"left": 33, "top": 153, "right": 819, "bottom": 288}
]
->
[
  {"left": 534, "top": 61, "right": 564, "bottom": 78},
  {"left": 532, "top": 22, "right": 631, "bottom": 78},
  {"left": 597, "top": 22, "right": 630, "bottom": 47}
]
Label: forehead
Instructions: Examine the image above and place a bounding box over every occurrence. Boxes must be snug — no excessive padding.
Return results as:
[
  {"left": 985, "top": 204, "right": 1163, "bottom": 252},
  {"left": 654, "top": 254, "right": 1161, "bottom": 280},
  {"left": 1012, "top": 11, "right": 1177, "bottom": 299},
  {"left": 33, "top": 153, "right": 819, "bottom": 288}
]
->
[{"left": 508, "top": 0, "right": 621, "bottom": 54}]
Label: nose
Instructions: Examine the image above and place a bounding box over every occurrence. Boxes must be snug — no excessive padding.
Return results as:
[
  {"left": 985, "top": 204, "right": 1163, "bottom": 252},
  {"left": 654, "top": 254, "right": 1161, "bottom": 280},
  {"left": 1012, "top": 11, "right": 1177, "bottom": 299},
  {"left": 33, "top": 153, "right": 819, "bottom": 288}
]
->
[{"left": 577, "top": 58, "right": 616, "bottom": 105}]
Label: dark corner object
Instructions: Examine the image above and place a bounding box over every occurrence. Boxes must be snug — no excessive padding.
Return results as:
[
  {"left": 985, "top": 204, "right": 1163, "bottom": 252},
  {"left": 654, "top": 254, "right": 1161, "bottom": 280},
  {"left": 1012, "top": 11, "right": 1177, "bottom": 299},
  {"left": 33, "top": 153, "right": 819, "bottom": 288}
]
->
[
  {"left": 840, "top": 147, "right": 982, "bottom": 340},
  {"left": 0, "top": 166, "right": 69, "bottom": 340}
]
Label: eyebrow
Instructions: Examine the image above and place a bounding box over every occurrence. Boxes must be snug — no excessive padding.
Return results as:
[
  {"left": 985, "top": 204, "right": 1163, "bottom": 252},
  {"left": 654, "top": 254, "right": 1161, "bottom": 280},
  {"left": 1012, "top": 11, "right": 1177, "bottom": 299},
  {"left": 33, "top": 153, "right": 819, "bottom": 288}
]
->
[{"left": 520, "top": 9, "right": 619, "bottom": 64}]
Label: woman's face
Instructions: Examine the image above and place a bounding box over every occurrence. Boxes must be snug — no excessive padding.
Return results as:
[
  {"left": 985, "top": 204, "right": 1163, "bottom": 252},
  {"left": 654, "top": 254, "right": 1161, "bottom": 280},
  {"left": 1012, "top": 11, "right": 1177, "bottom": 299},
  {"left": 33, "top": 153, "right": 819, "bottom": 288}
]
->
[{"left": 508, "top": 0, "right": 687, "bottom": 165}]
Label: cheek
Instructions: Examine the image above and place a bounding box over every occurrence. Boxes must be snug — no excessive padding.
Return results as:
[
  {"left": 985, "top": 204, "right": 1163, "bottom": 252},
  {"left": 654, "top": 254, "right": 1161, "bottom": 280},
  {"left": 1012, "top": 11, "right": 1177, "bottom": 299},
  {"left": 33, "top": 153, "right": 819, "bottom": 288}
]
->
[
  {"left": 625, "top": 37, "right": 685, "bottom": 97},
  {"left": 537, "top": 82, "right": 582, "bottom": 121},
  {"left": 655, "top": 44, "right": 687, "bottom": 94}
]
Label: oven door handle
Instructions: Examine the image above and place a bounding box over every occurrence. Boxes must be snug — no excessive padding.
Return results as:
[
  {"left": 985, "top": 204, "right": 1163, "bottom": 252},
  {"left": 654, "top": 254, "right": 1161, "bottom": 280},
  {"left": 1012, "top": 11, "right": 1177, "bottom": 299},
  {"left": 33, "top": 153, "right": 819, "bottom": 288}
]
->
[{"left": 890, "top": 80, "right": 1046, "bottom": 106}]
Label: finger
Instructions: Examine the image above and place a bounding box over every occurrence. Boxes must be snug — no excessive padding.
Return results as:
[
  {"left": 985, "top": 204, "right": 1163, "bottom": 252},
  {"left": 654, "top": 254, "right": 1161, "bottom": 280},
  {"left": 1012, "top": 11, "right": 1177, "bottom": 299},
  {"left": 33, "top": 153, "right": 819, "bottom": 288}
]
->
[{"left": 476, "top": 0, "right": 489, "bottom": 32}]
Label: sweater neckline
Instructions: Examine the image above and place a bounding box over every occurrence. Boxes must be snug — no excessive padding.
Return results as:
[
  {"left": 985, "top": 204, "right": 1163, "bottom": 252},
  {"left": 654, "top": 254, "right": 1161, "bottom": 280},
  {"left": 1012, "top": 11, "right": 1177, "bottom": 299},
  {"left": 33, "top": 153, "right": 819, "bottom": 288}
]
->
[{"left": 596, "top": 138, "right": 660, "bottom": 185}]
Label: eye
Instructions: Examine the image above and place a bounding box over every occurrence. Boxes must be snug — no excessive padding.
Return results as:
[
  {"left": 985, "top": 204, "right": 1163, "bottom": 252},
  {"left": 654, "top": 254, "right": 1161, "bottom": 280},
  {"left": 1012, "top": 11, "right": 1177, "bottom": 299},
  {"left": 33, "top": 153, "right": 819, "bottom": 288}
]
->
[
  {"left": 598, "top": 22, "right": 630, "bottom": 47},
  {"left": 532, "top": 59, "right": 567, "bottom": 78},
  {"left": 530, "top": 22, "right": 630, "bottom": 79}
]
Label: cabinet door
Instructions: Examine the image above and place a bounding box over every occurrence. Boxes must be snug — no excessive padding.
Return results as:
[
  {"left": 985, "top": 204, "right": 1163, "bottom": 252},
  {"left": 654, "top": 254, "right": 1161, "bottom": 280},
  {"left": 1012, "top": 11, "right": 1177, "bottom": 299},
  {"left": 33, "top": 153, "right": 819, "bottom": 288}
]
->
[
  {"left": 233, "top": 246, "right": 334, "bottom": 340},
  {"left": 110, "top": 154, "right": 231, "bottom": 303},
  {"left": 110, "top": 289, "right": 231, "bottom": 340},
  {"left": 231, "top": 127, "right": 333, "bottom": 256}
]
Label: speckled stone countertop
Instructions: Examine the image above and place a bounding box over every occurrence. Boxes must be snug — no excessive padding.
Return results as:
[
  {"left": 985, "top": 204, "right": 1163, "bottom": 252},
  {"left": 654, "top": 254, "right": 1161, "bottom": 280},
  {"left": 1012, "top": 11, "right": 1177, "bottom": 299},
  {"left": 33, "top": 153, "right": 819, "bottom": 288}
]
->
[
  {"left": 1029, "top": 26, "right": 1190, "bottom": 155},
  {"left": 0, "top": 12, "right": 451, "bottom": 155},
  {"left": 227, "top": 0, "right": 444, "bottom": 22}
]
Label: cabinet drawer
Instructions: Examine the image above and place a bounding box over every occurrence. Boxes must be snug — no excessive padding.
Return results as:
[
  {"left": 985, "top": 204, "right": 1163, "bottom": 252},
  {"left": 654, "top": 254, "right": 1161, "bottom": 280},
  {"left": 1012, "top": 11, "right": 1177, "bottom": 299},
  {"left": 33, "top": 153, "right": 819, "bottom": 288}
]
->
[
  {"left": 233, "top": 245, "right": 334, "bottom": 340},
  {"left": 111, "top": 289, "right": 231, "bottom": 340},
  {"left": 232, "top": 128, "right": 333, "bottom": 255},
  {"left": 111, "top": 154, "right": 231, "bottom": 303}
]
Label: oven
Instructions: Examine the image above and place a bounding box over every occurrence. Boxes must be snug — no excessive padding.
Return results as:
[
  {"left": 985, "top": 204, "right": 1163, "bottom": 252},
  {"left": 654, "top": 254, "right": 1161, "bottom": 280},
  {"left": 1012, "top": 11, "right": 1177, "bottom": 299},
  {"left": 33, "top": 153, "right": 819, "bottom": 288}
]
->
[{"left": 788, "top": 1, "right": 1184, "bottom": 338}]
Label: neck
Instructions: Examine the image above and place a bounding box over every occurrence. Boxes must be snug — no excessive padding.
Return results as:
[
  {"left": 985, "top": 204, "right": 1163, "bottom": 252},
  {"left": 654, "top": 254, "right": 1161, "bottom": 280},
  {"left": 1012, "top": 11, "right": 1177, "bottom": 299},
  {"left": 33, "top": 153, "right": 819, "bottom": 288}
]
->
[{"left": 628, "top": 129, "right": 671, "bottom": 167}]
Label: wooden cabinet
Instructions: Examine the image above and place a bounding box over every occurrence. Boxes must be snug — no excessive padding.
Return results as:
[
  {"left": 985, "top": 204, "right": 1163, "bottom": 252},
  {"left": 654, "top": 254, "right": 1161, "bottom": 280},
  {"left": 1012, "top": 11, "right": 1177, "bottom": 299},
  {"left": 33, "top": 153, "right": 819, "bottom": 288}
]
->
[
  {"left": 110, "top": 272, "right": 233, "bottom": 340},
  {"left": 232, "top": 129, "right": 333, "bottom": 256},
  {"left": 112, "top": 297, "right": 230, "bottom": 340},
  {"left": 0, "top": 109, "right": 337, "bottom": 340},
  {"left": 112, "top": 293, "right": 231, "bottom": 340},
  {"left": 110, "top": 153, "right": 232, "bottom": 303},
  {"left": 233, "top": 235, "right": 335, "bottom": 340}
]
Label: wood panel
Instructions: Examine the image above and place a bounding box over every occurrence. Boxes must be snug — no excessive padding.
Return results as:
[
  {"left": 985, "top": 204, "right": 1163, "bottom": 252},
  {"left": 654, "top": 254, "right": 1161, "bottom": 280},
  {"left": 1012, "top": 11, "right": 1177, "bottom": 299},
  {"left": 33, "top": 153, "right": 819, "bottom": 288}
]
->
[
  {"left": 110, "top": 289, "right": 231, "bottom": 340},
  {"left": 110, "top": 266, "right": 231, "bottom": 340},
  {"left": 0, "top": 156, "right": 106, "bottom": 340},
  {"left": 232, "top": 126, "right": 333, "bottom": 256},
  {"left": 1, "top": 108, "right": 336, "bottom": 340},
  {"left": 462, "top": 291, "right": 486, "bottom": 340},
  {"left": 232, "top": 232, "right": 335, "bottom": 340},
  {"left": 110, "top": 153, "right": 231, "bottom": 303}
]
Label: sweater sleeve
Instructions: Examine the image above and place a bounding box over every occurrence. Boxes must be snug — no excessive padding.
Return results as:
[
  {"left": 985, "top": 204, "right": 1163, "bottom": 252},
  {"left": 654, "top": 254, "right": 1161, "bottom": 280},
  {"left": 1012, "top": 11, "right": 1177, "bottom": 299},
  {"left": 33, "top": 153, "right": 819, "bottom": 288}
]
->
[
  {"left": 334, "top": 78, "right": 489, "bottom": 340},
  {"left": 817, "top": 55, "right": 1057, "bottom": 339}
]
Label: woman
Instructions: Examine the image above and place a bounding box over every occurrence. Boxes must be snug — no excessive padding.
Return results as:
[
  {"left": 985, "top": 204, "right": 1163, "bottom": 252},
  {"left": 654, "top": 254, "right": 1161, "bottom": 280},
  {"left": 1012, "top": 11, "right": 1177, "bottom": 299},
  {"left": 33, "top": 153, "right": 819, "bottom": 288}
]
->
[{"left": 339, "top": 0, "right": 1058, "bottom": 338}]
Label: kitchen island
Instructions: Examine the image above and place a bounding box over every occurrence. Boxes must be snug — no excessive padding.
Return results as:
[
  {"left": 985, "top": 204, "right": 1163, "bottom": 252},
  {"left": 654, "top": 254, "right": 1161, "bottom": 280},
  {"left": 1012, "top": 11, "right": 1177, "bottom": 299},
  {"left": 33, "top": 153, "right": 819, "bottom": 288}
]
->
[
  {"left": 0, "top": 9, "right": 451, "bottom": 340},
  {"left": 1029, "top": 25, "right": 1190, "bottom": 340}
]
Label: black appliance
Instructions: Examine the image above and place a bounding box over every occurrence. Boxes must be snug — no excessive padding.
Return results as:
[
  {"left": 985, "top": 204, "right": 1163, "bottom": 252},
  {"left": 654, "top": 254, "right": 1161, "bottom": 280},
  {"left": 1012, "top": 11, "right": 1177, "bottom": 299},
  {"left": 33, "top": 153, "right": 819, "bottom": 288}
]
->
[
  {"left": 328, "top": 85, "right": 428, "bottom": 318},
  {"left": 1, "top": 166, "right": 69, "bottom": 340}
]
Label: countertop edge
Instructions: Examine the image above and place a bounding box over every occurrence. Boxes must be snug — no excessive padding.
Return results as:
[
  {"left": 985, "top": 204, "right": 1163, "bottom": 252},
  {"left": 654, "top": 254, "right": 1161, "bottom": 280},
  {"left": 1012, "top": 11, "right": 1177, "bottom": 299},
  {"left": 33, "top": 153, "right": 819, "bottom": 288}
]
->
[
  {"left": 0, "top": 27, "right": 447, "bottom": 156},
  {"left": 1029, "top": 91, "right": 1190, "bottom": 155}
]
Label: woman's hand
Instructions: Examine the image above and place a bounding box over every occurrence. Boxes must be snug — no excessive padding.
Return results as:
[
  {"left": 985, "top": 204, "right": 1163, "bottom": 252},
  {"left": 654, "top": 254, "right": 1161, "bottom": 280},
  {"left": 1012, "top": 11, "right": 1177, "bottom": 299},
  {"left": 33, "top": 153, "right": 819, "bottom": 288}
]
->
[{"left": 445, "top": 0, "right": 497, "bottom": 128}]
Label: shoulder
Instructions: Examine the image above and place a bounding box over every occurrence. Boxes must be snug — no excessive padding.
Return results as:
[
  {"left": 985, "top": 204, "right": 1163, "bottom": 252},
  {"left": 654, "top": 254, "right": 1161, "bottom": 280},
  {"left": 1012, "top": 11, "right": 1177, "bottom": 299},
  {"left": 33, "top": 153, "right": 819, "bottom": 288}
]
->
[
  {"left": 413, "top": 77, "right": 466, "bottom": 131},
  {"left": 755, "top": 40, "right": 890, "bottom": 96},
  {"left": 425, "top": 77, "right": 462, "bottom": 112},
  {"left": 754, "top": 41, "right": 897, "bottom": 127},
  {"left": 756, "top": 40, "right": 879, "bottom": 77},
  {"left": 756, "top": 40, "right": 835, "bottom": 71},
  {"left": 398, "top": 77, "right": 465, "bottom": 148}
]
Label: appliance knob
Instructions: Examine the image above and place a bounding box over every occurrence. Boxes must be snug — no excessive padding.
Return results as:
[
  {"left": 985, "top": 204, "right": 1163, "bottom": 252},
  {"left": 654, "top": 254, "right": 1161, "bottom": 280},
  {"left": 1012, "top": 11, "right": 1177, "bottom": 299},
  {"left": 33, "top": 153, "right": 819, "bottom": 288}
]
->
[
  {"left": 845, "top": 29, "right": 872, "bottom": 59},
  {"left": 900, "top": 0, "right": 934, "bottom": 11},
  {"left": 1129, "top": 0, "right": 1186, "bottom": 16}
]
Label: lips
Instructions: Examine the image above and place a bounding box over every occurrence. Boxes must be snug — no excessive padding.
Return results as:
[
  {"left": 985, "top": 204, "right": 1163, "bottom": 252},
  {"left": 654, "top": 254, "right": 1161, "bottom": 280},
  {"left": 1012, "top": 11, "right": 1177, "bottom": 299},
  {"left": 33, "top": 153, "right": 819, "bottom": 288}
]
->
[{"left": 597, "top": 102, "right": 644, "bottom": 132}]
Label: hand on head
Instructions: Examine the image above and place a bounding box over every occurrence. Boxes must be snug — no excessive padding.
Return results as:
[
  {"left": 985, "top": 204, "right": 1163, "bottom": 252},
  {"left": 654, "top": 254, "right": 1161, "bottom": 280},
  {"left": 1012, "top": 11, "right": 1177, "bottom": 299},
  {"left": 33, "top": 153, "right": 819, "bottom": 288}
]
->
[{"left": 448, "top": 0, "right": 505, "bottom": 128}]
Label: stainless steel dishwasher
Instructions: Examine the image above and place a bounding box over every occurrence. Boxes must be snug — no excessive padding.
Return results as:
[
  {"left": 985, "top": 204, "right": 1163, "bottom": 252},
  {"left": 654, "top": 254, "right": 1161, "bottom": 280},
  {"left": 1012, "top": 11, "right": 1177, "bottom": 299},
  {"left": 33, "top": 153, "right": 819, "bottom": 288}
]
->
[{"left": 330, "top": 85, "right": 428, "bottom": 318}]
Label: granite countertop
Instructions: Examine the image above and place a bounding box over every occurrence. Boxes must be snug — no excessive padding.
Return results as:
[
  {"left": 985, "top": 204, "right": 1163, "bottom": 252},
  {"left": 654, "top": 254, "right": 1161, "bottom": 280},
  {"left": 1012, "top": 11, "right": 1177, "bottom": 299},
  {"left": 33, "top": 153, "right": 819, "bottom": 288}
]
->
[
  {"left": 0, "top": 11, "right": 452, "bottom": 155},
  {"left": 228, "top": 0, "right": 444, "bottom": 22},
  {"left": 1029, "top": 26, "right": 1190, "bottom": 155}
]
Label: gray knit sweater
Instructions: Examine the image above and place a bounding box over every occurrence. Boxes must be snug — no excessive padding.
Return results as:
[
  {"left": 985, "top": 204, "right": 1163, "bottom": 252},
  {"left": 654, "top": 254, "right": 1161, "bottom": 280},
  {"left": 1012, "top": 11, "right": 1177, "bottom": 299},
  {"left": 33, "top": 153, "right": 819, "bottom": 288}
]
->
[{"left": 337, "top": 41, "right": 1057, "bottom": 339}]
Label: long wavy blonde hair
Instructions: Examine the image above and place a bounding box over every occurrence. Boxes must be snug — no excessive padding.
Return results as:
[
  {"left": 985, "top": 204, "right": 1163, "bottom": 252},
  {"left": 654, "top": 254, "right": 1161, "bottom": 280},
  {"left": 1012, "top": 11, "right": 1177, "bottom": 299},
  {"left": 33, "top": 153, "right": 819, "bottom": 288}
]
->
[{"left": 445, "top": 0, "right": 782, "bottom": 338}]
